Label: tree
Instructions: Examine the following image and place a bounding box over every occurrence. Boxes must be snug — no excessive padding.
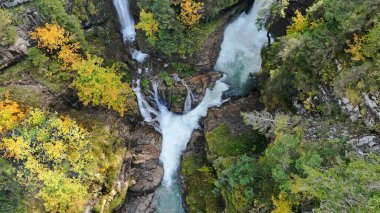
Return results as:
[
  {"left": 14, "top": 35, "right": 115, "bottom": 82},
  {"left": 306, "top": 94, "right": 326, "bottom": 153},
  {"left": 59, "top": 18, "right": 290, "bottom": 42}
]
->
[
  {"left": 286, "top": 10, "right": 309, "bottom": 35},
  {"left": 135, "top": 10, "right": 159, "bottom": 43},
  {"left": 179, "top": 0, "right": 204, "bottom": 27},
  {"left": 30, "top": 23, "right": 72, "bottom": 52},
  {"left": 0, "top": 8, "right": 16, "bottom": 46},
  {"left": 0, "top": 93, "right": 27, "bottom": 133},
  {"left": 71, "top": 55, "right": 136, "bottom": 116},
  {"left": 0, "top": 109, "right": 98, "bottom": 212},
  {"left": 152, "top": 0, "right": 176, "bottom": 29},
  {"left": 30, "top": 24, "right": 136, "bottom": 115},
  {"left": 0, "top": 158, "right": 23, "bottom": 212},
  {"left": 272, "top": 192, "right": 292, "bottom": 213},
  {"left": 345, "top": 34, "right": 366, "bottom": 61},
  {"left": 292, "top": 155, "right": 380, "bottom": 212},
  {"left": 30, "top": 23, "right": 82, "bottom": 70}
]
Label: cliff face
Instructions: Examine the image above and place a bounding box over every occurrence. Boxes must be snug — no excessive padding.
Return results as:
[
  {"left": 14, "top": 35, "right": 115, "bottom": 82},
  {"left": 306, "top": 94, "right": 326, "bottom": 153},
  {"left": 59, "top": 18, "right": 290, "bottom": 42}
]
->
[{"left": 0, "top": 8, "right": 41, "bottom": 70}]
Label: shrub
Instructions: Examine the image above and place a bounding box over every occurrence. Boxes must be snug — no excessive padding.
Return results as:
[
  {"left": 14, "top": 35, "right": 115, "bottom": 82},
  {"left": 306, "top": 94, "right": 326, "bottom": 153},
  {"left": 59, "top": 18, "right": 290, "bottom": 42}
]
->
[{"left": 0, "top": 8, "right": 17, "bottom": 46}]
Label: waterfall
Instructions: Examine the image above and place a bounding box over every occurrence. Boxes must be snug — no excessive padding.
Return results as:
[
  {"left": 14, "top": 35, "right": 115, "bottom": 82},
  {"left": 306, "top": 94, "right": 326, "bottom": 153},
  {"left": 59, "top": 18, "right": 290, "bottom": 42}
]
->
[
  {"left": 133, "top": 77, "right": 229, "bottom": 186},
  {"left": 214, "top": 0, "right": 272, "bottom": 96},
  {"left": 113, "top": 0, "right": 136, "bottom": 42},
  {"left": 113, "top": 0, "right": 272, "bottom": 211},
  {"left": 133, "top": 77, "right": 228, "bottom": 212}
]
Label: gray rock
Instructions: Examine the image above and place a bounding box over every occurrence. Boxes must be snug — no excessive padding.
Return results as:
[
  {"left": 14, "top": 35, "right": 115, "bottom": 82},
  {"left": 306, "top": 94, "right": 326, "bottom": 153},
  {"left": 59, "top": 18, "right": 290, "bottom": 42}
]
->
[
  {"left": 0, "top": 35, "right": 28, "bottom": 70},
  {"left": 0, "top": 0, "right": 30, "bottom": 7},
  {"left": 0, "top": 8, "right": 42, "bottom": 70}
]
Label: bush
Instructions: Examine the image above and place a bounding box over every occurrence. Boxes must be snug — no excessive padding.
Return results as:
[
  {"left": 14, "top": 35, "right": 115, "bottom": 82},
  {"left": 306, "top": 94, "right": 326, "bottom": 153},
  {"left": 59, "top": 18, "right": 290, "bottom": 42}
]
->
[
  {"left": 0, "top": 8, "right": 17, "bottom": 46},
  {"left": 35, "top": 0, "right": 87, "bottom": 48}
]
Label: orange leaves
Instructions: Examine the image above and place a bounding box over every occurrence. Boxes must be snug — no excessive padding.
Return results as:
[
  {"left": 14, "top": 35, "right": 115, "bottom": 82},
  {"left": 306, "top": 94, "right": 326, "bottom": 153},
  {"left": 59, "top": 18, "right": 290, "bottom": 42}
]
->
[
  {"left": 0, "top": 93, "right": 27, "bottom": 133},
  {"left": 179, "top": 0, "right": 204, "bottom": 27},
  {"left": 30, "top": 23, "right": 82, "bottom": 71}
]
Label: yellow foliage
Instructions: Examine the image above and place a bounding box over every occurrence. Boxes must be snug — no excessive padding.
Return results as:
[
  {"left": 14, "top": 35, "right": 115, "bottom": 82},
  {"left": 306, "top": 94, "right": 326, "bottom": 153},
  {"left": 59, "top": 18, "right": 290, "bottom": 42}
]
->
[
  {"left": 135, "top": 10, "right": 159, "bottom": 40},
  {"left": 71, "top": 54, "right": 137, "bottom": 116},
  {"left": 57, "top": 42, "right": 82, "bottom": 69},
  {"left": 30, "top": 23, "right": 82, "bottom": 70},
  {"left": 287, "top": 10, "right": 309, "bottom": 35},
  {"left": 179, "top": 0, "right": 204, "bottom": 27},
  {"left": 0, "top": 109, "right": 97, "bottom": 212},
  {"left": 30, "top": 23, "right": 71, "bottom": 52},
  {"left": 0, "top": 137, "right": 29, "bottom": 160},
  {"left": 345, "top": 34, "right": 366, "bottom": 61},
  {"left": 272, "top": 192, "right": 292, "bottom": 213},
  {"left": 0, "top": 93, "right": 27, "bottom": 133},
  {"left": 31, "top": 24, "right": 136, "bottom": 116}
]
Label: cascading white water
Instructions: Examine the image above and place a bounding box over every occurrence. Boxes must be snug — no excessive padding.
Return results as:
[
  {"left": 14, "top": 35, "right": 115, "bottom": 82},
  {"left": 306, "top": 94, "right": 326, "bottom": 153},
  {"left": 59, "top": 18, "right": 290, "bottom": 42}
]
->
[
  {"left": 133, "top": 78, "right": 228, "bottom": 212},
  {"left": 113, "top": 0, "right": 136, "bottom": 42},
  {"left": 114, "top": 0, "right": 272, "bottom": 211},
  {"left": 215, "top": 0, "right": 272, "bottom": 96},
  {"left": 133, "top": 77, "right": 229, "bottom": 186}
]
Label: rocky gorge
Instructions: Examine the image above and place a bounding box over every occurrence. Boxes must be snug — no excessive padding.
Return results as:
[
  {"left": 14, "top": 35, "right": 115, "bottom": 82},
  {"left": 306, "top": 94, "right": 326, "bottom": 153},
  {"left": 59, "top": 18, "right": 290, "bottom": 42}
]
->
[{"left": 0, "top": 0, "right": 379, "bottom": 212}]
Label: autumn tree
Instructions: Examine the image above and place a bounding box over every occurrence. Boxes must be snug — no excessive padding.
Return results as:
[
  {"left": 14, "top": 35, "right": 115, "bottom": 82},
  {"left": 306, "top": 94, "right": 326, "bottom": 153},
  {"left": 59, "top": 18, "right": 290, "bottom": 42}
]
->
[
  {"left": 0, "top": 109, "right": 98, "bottom": 212},
  {"left": 30, "top": 24, "right": 136, "bottom": 115},
  {"left": 286, "top": 10, "right": 309, "bottom": 35},
  {"left": 30, "top": 23, "right": 71, "bottom": 52},
  {"left": 345, "top": 34, "right": 365, "bottom": 61},
  {"left": 135, "top": 10, "right": 159, "bottom": 43},
  {"left": 0, "top": 93, "right": 27, "bottom": 133},
  {"left": 30, "top": 23, "right": 82, "bottom": 69},
  {"left": 179, "top": 0, "right": 204, "bottom": 27},
  {"left": 71, "top": 55, "right": 136, "bottom": 116}
]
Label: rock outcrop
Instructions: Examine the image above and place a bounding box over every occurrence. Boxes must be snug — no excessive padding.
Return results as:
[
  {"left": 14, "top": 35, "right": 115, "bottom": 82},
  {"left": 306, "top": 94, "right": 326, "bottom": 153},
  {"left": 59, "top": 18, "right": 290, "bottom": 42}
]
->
[
  {"left": 0, "top": 8, "right": 41, "bottom": 70},
  {"left": 119, "top": 126, "right": 163, "bottom": 213},
  {"left": 0, "top": 0, "right": 30, "bottom": 7},
  {"left": 204, "top": 92, "right": 263, "bottom": 134}
]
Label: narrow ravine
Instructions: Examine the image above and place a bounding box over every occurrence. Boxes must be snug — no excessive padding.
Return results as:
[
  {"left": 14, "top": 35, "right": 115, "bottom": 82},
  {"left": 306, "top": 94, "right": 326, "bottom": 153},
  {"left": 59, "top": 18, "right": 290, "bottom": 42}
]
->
[{"left": 113, "top": 0, "right": 272, "bottom": 212}]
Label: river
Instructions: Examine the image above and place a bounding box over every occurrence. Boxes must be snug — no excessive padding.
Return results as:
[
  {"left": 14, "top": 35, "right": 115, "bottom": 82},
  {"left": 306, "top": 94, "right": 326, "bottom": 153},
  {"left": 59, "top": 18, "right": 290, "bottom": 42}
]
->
[{"left": 113, "top": 0, "right": 272, "bottom": 211}]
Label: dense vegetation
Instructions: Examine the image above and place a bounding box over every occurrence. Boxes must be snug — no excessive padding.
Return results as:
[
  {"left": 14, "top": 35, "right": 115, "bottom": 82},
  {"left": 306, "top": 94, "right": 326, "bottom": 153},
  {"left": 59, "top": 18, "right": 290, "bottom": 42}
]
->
[
  {"left": 135, "top": 0, "right": 236, "bottom": 56},
  {"left": 261, "top": 0, "right": 380, "bottom": 128},
  {"left": 0, "top": 0, "right": 379, "bottom": 212}
]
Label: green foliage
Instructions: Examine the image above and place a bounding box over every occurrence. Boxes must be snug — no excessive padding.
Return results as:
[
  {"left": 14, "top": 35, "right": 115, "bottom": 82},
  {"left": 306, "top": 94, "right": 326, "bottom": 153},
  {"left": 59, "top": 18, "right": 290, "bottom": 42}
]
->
[
  {"left": 205, "top": 124, "right": 257, "bottom": 158},
  {"left": 157, "top": 18, "right": 222, "bottom": 56},
  {"left": 0, "top": 158, "right": 23, "bottom": 212},
  {"left": 0, "top": 109, "right": 97, "bottom": 212},
  {"left": 261, "top": 135, "right": 301, "bottom": 192},
  {"left": 136, "top": 0, "right": 224, "bottom": 56},
  {"left": 160, "top": 72, "right": 174, "bottom": 87},
  {"left": 293, "top": 155, "right": 380, "bottom": 212},
  {"left": 35, "top": 0, "right": 87, "bottom": 48},
  {"left": 261, "top": 0, "right": 380, "bottom": 114},
  {"left": 171, "top": 62, "right": 197, "bottom": 77},
  {"left": 136, "top": 10, "right": 159, "bottom": 44},
  {"left": 219, "top": 155, "right": 258, "bottom": 211},
  {"left": 202, "top": 0, "right": 239, "bottom": 19},
  {"left": 70, "top": 0, "right": 97, "bottom": 22},
  {"left": 181, "top": 155, "right": 221, "bottom": 213},
  {"left": 152, "top": 0, "right": 176, "bottom": 29},
  {"left": 28, "top": 47, "right": 49, "bottom": 68},
  {"left": 0, "top": 8, "right": 17, "bottom": 46}
]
